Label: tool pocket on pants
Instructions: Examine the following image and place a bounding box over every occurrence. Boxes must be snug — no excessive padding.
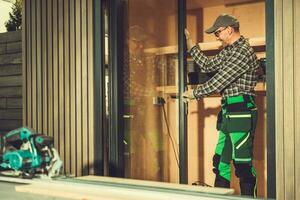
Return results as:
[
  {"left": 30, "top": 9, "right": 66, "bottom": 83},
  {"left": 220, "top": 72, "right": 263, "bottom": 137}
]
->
[{"left": 221, "top": 111, "right": 252, "bottom": 133}]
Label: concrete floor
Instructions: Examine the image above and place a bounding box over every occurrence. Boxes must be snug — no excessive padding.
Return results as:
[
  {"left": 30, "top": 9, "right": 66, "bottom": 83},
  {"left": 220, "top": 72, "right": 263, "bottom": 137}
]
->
[
  {"left": 0, "top": 176, "right": 260, "bottom": 200},
  {"left": 0, "top": 182, "right": 72, "bottom": 200}
]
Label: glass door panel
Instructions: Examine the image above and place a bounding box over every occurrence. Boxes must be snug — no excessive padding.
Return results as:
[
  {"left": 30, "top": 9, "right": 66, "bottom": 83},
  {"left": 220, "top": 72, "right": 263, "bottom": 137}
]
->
[{"left": 122, "top": 0, "right": 179, "bottom": 183}]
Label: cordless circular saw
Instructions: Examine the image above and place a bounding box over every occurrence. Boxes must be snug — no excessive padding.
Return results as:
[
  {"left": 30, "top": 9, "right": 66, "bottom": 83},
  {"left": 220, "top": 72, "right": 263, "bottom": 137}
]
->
[{"left": 0, "top": 127, "right": 62, "bottom": 178}]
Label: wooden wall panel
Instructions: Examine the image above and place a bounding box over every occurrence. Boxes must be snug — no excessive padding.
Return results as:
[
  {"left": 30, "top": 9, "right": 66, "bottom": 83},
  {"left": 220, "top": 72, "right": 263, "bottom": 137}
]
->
[
  {"left": 23, "top": 0, "right": 95, "bottom": 176},
  {"left": 87, "top": 0, "right": 95, "bottom": 175},
  {"left": 81, "top": 0, "right": 88, "bottom": 175},
  {"left": 41, "top": 0, "right": 48, "bottom": 135},
  {"left": 274, "top": 0, "right": 284, "bottom": 199},
  {"left": 75, "top": 0, "right": 82, "bottom": 176},
  {"left": 47, "top": 0, "right": 53, "bottom": 138},
  {"left": 294, "top": 1, "right": 300, "bottom": 200},
  {"left": 31, "top": 0, "right": 37, "bottom": 130},
  {"left": 52, "top": 0, "right": 59, "bottom": 153},
  {"left": 22, "top": 2, "right": 27, "bottom": 127},
  {"left": 275, "top": 0, "right": 300, "bottom": 199},
  {"left": 64, "top": 0, "right": 71, "bottom": 174},
  {"left": 282, "top": 1, "right": 294, "bottom": 199},
  {"left": 26, "top": 0, "right": 32, "bottom": 128},
  {"left": 58, "top": 0, "right": 65, "bottom": 171},
  {"left": 69, "top": 0, "right": 77, "bottom": 175},
  {"left": 36, "top": 0, "right": 42, "bottom": 132}
]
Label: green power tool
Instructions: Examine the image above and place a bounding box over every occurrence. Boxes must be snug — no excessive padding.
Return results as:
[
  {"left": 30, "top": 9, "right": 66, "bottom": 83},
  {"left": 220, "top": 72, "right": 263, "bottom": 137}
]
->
[{"left": 0, "top": 127, "right": 62, "bottom": 178}]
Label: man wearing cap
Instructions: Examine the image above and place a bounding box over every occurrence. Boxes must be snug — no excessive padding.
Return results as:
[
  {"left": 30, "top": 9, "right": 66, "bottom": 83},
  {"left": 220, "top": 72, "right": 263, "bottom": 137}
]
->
[{"left": 183, "top": 14, "right": 259, "bottom": 197}]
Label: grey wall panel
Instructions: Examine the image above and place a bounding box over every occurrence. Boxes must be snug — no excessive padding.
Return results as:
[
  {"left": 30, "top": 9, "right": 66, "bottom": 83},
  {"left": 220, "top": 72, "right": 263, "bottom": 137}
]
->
[
  {"left": 0, "top": 31, "right": 22, "bottom": 133},
  {"left": 23, "top": 0, "right": 95, "bottom": 177},
  {"left": 0, "top": 64, "right": 22, "bottom": 76}
]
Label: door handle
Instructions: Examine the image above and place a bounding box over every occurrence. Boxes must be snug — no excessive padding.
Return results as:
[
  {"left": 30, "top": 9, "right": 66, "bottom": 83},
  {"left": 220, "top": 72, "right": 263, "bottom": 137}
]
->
[{"left": 123, "top": 115, "right": 134, "bottom": 119}]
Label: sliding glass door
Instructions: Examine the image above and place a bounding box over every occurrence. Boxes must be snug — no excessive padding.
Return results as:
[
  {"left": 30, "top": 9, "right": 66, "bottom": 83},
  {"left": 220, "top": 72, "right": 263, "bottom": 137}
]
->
[{"left": 119, "top": 0, "right": 180, "bottom": 182}]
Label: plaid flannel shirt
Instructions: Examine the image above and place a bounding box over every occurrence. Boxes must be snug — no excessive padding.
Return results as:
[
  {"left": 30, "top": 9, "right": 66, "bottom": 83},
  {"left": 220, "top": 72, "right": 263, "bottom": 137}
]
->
[{"left": 189, "top": 36, "right": 259, "bottom": 99}]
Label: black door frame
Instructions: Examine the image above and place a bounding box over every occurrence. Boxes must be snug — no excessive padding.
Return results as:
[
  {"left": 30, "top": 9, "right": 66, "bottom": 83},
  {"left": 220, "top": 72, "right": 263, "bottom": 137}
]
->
[
  {"left": 178, "top": 0, "right": 188, "bottom": 184},
  {"left": 93, "top": 0, "right": 105, "bottom": 175},
  {"left": 107, "top": 0, "right": 125, "bottom": 177},
  {"left": 266, "top": 0, "right": 276, "bottom": 198}
]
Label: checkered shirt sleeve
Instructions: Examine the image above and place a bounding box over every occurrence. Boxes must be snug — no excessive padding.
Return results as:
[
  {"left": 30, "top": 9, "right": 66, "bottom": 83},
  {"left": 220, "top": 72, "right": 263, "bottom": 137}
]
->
[
  {"left": 188, "top": 39, "right": 258, "bottom": 99},
  {"left": 190, "top": 45, "right": 224, "bottom": 73}
]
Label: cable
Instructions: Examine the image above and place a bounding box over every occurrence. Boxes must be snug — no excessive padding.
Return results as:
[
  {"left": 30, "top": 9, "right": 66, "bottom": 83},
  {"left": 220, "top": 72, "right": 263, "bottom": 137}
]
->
[
  {"left": 161, "top": 101, "right": 180, "bottom": 168},
  {"left": 159, "top": 97, "right": 211, "bottom": 187}
]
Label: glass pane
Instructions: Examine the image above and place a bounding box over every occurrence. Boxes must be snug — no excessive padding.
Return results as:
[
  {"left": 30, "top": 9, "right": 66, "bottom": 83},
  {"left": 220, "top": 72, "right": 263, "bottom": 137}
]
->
[
  {"left": 123, "top": 0, "right": 179, "bottom": 182},
  {"left": 186, "top": 0, "right": 266, "bottom": 198}
]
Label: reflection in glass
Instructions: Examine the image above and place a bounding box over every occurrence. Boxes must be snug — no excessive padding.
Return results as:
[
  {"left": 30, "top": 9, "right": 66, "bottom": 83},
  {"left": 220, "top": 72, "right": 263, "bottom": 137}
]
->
[{"left": 123, "top": 0, "right": 179, "bottom": 182}]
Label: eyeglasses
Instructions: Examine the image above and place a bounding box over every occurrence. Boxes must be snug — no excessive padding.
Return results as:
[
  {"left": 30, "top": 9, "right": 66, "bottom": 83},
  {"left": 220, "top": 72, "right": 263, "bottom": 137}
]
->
[{"left": 214, "top": 27, "right": 227, "bottom": 37}]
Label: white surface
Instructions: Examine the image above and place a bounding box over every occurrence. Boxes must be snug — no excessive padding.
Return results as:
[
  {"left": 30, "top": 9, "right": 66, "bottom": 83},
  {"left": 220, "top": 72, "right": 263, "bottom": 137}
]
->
[{"left": 0, "top": 1, "right": 13, "bottom": 33}]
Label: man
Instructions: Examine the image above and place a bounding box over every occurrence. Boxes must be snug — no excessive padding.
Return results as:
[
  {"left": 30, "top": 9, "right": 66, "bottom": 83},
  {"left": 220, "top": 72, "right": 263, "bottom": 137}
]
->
[{"left": 183, "top": 14, "right": 259, "bottom": 197}]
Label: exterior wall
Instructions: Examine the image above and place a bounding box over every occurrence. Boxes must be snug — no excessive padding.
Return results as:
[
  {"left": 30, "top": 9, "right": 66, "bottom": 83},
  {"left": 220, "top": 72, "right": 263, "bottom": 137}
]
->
[
  {"left": 275, "top": 0, "right": 300, "bottom": 199},
  {"left": 22, "top": 0, "right": 95, "bottom": 176},
  {"left": 0, "top": 31, "right": 22, "bottom": 135}
]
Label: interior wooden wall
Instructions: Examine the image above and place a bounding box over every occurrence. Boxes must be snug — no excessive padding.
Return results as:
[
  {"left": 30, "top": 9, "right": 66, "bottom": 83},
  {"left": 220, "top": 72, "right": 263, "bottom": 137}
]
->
[
  {"left": 22, "top": 0, "right": 95, "bottom": 176},
  {"left": 275, "top": 0, "right": 300, "bottom": 199},
  {"left": 186, "top": 1, "right": 266, "bottom": 197},
  {"left": 0, "top": 31, "right": 22, "bottom": 135},
  {"left": 202, "top": 2, "right": 265, "bottom": 42},
  {"left": 124, "top": 0, "right": 180, "bottom": 183},
  {"left": 125, "top": 2, "right": 267, "bottom": 196}
]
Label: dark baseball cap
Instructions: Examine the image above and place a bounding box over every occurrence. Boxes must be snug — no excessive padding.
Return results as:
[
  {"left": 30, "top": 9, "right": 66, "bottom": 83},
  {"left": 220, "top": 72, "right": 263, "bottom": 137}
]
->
[{"left": 205, "top": 14, "right": 239, "bottom": 34}]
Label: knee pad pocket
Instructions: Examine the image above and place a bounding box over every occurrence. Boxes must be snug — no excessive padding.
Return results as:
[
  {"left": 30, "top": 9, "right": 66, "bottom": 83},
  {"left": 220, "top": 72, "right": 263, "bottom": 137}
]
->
[{"left": 234, "top": 162, "right": 254, "bottom": 178}]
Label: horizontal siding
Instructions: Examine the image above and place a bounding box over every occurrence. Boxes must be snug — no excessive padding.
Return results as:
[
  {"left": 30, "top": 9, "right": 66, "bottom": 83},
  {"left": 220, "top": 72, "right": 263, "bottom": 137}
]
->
[
  {"left": 0, "top": 31, "right": 22, "bottom": 43},
  {"left": 0, "top": 31, "right": 22, "bottom": 134},
  {"left": 0, "top": 109, "right": 22, "bottom": 119},
  {"left": 0, "top": 53, "right": 22, "bottom": 65},
  {"left": 0, "top": 75, "right": 22, "bottom": 87},
  {"left": 0, "top": 64, "right": 22, "bottom": 76},
  {"left": 23, "top": 0, "right": 95, "bottom": 177},
  {"left": 0, "top": 119, "right": 22, "bottom": 131},
  {"left": 0, "top": 97, "right": 22, "bottom": 109},
  {"left": 0, "top": 87, "right": 22, "bottom": 97}
]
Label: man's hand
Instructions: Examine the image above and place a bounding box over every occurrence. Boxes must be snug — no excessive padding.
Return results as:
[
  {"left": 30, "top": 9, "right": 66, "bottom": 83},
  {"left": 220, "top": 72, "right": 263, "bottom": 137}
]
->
[
  {"left": 184, "top": 28, "right": 191, "bottom": 39},
  {"left": 185, "top": 28, "right": 194, "bottom": 51},
  {"left": 182, "top": 90, "right": 196, "bottom": 103}
]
